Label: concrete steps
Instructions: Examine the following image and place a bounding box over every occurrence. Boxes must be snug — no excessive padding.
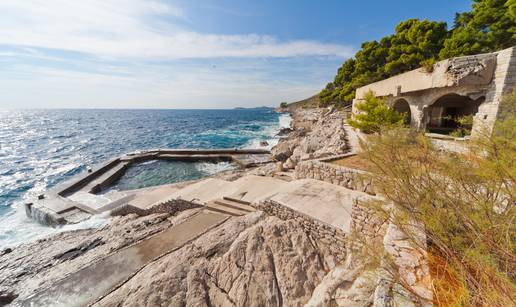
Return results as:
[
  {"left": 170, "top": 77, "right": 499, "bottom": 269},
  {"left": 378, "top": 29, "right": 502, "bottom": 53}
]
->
[
  {"left": 204, "top": 198, "right": 255, "bottom": 216},
  {"left": 205, "top": 202, "right": 248, "bottom": 216},
  {"left": 215, "top": 198, "right": 254, "bottom": 211},
  {"left": 83, "top": 161, "right": 129, "bottom": 194},
  {"left": 222, "top": 196, "right": 251, "bottom": 205}
]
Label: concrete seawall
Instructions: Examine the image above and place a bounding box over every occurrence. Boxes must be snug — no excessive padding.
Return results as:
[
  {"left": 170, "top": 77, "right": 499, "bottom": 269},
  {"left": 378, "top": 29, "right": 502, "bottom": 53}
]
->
[{"left": 25, "top": 148, "right": 272, "bottom": 226}]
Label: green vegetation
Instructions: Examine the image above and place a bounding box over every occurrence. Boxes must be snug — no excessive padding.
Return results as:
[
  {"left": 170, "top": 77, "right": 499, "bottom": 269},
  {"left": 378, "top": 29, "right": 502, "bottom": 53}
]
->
[
  {"left": 279, "top": 102, "right": 288, "bottom": 108},
  {"left": 354, "top": 94, "right": 516, "bottom": 306},
  {"left": 347, "top": 91, "right": 406, "bottom": 133},
  {"left": 440, "top": 0, "right": 516, "bottom": 59},
  {"left": 449, "top": 115, "right": 474, "bottom": 138},
  {"left": 320, "top": 0, "right": 516, "bottom": 107}
]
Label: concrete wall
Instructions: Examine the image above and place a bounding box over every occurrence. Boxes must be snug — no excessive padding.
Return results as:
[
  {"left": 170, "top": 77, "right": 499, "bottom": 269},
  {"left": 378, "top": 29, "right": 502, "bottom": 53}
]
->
[
  {"left": 352, "top": 47, "right": 515, "bottom": 136},
  {"left": 349, "top": 198, "right": 388, "bottom": 248},
  {"left": 110, "top": 199, "right": 201, "bottom": 217},
  {"left": 294, "top": 155, "right": 376, "bottom": 195},
  {"left": 472, "top": 47, "right": 516, "bottom": 137},
  {"left": 355, "top": 52, "right": 496, "bottom": 100}
]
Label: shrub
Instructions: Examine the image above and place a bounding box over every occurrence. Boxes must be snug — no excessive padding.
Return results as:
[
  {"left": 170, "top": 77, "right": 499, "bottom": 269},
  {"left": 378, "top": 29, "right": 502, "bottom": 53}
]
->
[
  {"left": 279, "top": 102, "right": 288, "bottom": 108},
  {"left": 449, "top": 115, "right": 474, "bottom": 137},
  {"left": 359, "top": 110, "right": 516, "bottom": 306},
  {"left": 421, "top": 58, "right": 437, "bottom": 73},
  {"left": 348, "top": 91, "right": 406, "bottom": 133}
]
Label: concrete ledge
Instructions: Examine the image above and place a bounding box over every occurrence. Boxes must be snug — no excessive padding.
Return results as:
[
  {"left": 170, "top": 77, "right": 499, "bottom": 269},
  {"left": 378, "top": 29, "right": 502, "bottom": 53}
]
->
[
  {"left": 26, "top": 148, "right": 272, "bottom": 226},
  {"left": 57, "top": 158, "right": 122, "bottom": 197},
  {"left": 424, "top": 133, "right": 469, "bottom": 141},
  {"left": 109, "top": 199, "right": 202, "bottom": 217}
]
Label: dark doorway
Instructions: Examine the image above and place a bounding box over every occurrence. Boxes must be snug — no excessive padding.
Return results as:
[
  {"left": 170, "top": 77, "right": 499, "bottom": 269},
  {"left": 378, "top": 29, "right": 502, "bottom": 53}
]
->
[
  {"left": 392, "top": 99, "right": 411, "bottom": 125},
  {"left": 426, "top": 94, "right": 484, "bottom": 134}
]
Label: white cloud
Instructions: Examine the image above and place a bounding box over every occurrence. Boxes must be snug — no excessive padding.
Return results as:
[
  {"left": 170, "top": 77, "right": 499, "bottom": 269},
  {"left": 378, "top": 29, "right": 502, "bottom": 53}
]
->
[
  {"left": 0, "top": 59, "right": 333, "bottom": 109},
  {"left": 0, "top": 1, "right": 351, "bottom": 108},
  {"left": 0, "top": 0, "right": 353, "bottom": 59}
]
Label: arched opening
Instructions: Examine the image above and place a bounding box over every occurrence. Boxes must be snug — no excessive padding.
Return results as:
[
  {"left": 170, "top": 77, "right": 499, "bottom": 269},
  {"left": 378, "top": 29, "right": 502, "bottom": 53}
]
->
[
  {"left": 426, "top": 94, "right": 484, "bottom": 134},
  {"left": 392, "top": 99, "right": 411, "bottom": 125}
]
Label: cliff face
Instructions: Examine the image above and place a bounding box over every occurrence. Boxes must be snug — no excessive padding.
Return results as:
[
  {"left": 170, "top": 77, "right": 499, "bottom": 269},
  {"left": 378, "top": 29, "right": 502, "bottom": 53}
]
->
[{"left": 272, "top": 109, "right": 350, "bottom": 170}]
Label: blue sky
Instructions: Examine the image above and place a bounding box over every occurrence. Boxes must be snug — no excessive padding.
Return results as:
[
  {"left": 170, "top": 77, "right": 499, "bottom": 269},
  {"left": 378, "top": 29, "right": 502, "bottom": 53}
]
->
[{"left": 0, "top": 0, "right": 471, "bottom": 109}]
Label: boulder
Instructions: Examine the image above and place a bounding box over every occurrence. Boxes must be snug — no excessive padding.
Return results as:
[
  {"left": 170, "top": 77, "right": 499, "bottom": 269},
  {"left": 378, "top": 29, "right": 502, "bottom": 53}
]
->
[
  {"left": 276, "top": 127, "right": 293, "bottom": 137},
  {"left": 271, "top": 139, "right": 296, "bottom": 162}
]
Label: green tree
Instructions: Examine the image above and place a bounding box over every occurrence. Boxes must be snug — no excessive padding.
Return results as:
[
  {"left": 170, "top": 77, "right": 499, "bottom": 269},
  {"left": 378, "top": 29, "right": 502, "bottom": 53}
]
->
[
  {"left": 383, "top": 19, "right": 448, "bottom": 75},
  {"left": 509, "top": 0, "right": 516, "bottom": 18},
  {"left": 347, "top": 91, "right": 406, "bottom": 133},
  {"left": 439, "top": 0, "right": 516, "bottom": 58},
  {"left": 279, "top": 102, "right": 288, "bottom": 108},
  {"left": 320, "top": 19, "right": 448, "bottom": 107},
  {"left": 320, "top": 1, "right": 515, "bottom": 108}
]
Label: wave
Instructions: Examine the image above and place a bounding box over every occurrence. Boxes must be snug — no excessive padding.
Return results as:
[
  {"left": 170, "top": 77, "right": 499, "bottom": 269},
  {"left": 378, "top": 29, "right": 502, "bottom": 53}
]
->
[
  {"left": 195, "top": 161, "right": 236, "bottom": 174},
  {"left": 0, "top": 109, "right": 289, "bottom": 248},
  {"left": 243, "top": 112, "right": 292, "bottom": 149}
]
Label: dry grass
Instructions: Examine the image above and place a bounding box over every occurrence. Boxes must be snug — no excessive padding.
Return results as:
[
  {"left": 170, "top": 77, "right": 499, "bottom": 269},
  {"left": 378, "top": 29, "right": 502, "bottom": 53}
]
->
[
  {"left": 428, "top": 249, "right": 469, "bottom": 306},
  {"left": 358, "top": 117, "right": 516, "bottom": 306},
  {"left": 329, "top": 155, "right": 373, "bottom": 171}
]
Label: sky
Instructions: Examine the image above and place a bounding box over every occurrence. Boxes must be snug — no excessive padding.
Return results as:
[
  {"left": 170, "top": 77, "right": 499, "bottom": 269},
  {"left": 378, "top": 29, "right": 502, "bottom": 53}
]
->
[{"left": 0, "top": 0, "right": 472, "bottom": 109}]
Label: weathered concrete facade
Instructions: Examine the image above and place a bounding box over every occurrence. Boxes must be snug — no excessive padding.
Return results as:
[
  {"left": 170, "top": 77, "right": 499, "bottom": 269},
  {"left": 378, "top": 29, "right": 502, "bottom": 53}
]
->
[{"left": 353, "top": 46, "right": 516, "bottom": 137}]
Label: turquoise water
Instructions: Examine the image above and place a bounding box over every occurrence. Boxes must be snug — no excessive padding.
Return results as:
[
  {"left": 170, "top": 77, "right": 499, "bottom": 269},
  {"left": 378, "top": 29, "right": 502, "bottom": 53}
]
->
[
  {"left": 0, "top": 108, "right": 290, "bottom": 247},
  {"left": 106, "top": 160, "right": 236, "bottom": 192}
]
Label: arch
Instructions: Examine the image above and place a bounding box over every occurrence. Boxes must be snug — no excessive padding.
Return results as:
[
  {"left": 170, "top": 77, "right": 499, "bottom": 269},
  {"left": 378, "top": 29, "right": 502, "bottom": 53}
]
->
[
  {"left": 392, "top": 99, "right": 411, "bottom": 125},
  {"left": 425, "top": 93, "right": 485, "bottom": 134}
]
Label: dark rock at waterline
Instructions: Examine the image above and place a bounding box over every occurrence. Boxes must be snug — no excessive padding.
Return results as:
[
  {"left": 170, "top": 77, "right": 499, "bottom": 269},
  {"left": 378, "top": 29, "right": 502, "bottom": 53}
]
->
[
  {"left": 0, "top": 291, "right": 18, "bottom": 306},
  {"left": 0, "top": 248, "right": 12, "bottom": 257},
  {"left": 291, "top": 127, "right": 308, "bottom": 137},
  {"left": 259, "top": 141, "right": 269, "bottom": 147},
  {"left": 53, "top": 238, "right": 105, "bottom": 262},
  {"left": 276, "top": 127, "right": 293, "bottom": 136}
]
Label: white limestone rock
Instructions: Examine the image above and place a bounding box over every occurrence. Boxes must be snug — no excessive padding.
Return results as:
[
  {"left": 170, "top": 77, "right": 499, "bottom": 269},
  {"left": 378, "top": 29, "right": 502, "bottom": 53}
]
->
[{"left": 95, "top": 214, "right": 337, "bottom": 306}]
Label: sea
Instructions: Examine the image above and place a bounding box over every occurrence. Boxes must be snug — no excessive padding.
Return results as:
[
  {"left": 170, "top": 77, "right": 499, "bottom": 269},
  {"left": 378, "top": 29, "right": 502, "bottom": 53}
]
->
[{"left": 0, "top": 108, "right": 291, "bottom": 248}]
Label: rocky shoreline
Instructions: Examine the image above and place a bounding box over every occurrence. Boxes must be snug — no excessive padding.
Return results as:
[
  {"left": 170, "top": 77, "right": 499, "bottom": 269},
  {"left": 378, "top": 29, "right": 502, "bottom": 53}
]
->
[{"left": 0, "top": 108, "right": 426, "bottom": 306}]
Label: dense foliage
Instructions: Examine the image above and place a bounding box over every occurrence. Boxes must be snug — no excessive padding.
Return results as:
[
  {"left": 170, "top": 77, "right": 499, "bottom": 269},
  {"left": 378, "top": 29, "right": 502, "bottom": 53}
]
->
[
  {"left": 347, "top": 91, "right": 406, "bottom": 133},
  {"left": 320, "top": 0, "right": 516, "bottom": 107},
  {"left": 359, "top": 97, "right": 516, "bottom": 305},
  {"left": 440, "top": 0, "right": 516, "bottom": 58}
]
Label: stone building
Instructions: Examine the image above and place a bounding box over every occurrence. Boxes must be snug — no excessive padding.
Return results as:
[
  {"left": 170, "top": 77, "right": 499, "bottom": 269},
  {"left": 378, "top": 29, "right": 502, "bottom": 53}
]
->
[{"left": 352, "top": 46, "right": 516, "bottom": 138}]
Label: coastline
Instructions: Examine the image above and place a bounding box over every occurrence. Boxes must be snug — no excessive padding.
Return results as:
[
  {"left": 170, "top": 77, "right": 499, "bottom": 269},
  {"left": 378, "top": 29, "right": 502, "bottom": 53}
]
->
[
  {"left": 0, "top": 107, "right": 358, "bottom": 305},
  {"left": 0, "top": 109, "right": 289, "bottom": 248}
]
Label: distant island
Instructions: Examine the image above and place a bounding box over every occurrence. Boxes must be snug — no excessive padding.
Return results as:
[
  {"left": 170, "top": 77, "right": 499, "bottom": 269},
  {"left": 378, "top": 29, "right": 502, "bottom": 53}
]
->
[{"left": 233, "top": 106, "right": 273, "bottom": 110}]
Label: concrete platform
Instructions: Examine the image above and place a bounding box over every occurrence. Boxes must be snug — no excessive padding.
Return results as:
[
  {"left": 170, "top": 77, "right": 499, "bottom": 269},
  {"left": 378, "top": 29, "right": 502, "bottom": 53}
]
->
[
  {"left": 225, "top": 175, "right": 290, "bottom": 203},
  {"left": 162, "top": 178, "right": 234, "bottom": 204},
  {"left": 268, "top": 179, "right": 373, "bottom": 232},
  {"left": 25, "top": 148, "right": 272, "bottom": 226},
  {"left": 156, "top": 175, "right": 289, "bottom": 206}
]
